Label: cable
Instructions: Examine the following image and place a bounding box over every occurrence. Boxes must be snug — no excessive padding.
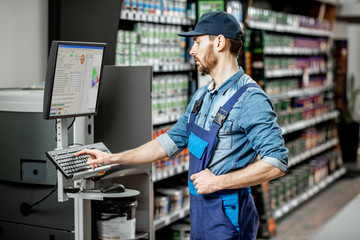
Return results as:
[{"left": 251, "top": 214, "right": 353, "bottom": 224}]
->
[
  {"left": 20, "top": 183, "right": 57, "bottom": 216},
  {"left": 67, "top": 117, "right": 76, "bottom": 130},
  {"left": 31, "top": 184, "right": 57, "bottom": 207}
]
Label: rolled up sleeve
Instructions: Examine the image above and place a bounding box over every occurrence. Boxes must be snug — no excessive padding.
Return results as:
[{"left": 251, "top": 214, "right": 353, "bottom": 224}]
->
[
  {"left": 156, "top": 133, "right": 182, "bottom": 159},
  {"left": 240, "top": 89, "right": 289, "bottom": 172}
]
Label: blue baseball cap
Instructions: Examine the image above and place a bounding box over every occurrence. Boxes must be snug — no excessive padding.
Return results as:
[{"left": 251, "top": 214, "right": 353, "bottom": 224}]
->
[{"left": 178, "top": 11, "right": 242, "bottom": 40}]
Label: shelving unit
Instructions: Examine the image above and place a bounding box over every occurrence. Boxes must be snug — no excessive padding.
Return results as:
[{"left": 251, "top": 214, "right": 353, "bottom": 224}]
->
[
  {"left": 115, "top": 3, "right": 196, "bottom": 238},
  {"left": 244, "top": 1, "right": 341, "bottom": 238}
]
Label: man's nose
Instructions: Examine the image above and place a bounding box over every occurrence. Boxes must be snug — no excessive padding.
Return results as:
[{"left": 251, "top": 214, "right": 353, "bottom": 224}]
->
[{"left": 189, "top": 45, "right": 196, "bottom": 56}]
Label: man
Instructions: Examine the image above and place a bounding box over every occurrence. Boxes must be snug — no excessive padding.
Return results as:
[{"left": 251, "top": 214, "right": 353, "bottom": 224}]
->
[{"left": 76, "top": 11, "right": 288, "bottom": 240}]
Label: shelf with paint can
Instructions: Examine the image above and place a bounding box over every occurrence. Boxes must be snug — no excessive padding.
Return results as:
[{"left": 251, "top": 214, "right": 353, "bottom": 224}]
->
[
  {"left": 154, "top": 205, "right": 190, "bottom": 231},
  {"left": 152, "top": 161, "right": 189, "bottom": 182},
  {"left": 244, "top": 1, "right": 339, "bottom": 238},
  {"left": 280, "top": 110, "right": 339, "bottom": 135},
  {"left": 272, "top": 166, "right": 346, "bottom": 219},
  {"left": 268, "top": 85, "right": 332, "bottom": 101},
  {"left": 246, "top": 6, "right": 333, "bottom": 38},
  {"left": 121, "top": 10, "right": 196, "bottom": 26},
  {"left": 287, "top": 138, "right": 338, "bottom": 168}
]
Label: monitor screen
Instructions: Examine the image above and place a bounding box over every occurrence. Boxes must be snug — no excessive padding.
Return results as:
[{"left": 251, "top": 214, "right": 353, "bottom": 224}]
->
[{"left": 43, "top": 41, "right": 106, "bottom": 119}]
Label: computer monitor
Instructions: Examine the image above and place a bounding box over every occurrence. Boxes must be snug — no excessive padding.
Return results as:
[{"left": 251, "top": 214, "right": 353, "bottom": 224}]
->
[{"left": 43, "top": 41, "right": 106, "bottom": 119}]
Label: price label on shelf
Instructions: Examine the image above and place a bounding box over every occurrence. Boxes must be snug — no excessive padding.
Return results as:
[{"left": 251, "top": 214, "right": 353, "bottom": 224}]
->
[
  {"left": 162, "top": 170, "right": 168, "bottom": 179},
  {"left": 302, "top": 192, "right": 309, "bottom": 201},
  {"left": 274, "top": 209, "right": 282, "bottom": 219},
  {"left": 153, "top": 15, "right": 159, "bottom": 23},
  {"left": 168, "top": 168, "right": 175, "bottom": 177},
  {"left": 148, "top": 14, "right": 154, "bottom": 22},
  {"left": 291, "top": 198, "right": 299, "bottom": 208},
  {"left": 282, "top": 203, "right": 290, "bottom": 213},
  {"left": 160, "top": 16, "right": 165, "bottom": 23},
  {"left": 134, "top": 12, "right": 141, "bottom": 21}
]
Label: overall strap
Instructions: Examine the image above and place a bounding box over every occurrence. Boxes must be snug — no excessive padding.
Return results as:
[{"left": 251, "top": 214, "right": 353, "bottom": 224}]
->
[{"left": 209, "top": 83, "right": 261, "bottom": 135}]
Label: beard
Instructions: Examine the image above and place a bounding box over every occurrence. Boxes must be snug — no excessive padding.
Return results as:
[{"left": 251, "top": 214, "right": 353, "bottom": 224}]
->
[{"left": 194, "top": 44, "right": 218, "bottom": 75}]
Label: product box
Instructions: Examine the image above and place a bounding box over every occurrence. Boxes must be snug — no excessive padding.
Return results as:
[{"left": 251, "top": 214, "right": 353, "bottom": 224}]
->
[
  {"left": 198, "top": 0, "right": 224, "bottom": 17},
  {"left": 170, "top": 223, "right": 191, "bottom": 240}
]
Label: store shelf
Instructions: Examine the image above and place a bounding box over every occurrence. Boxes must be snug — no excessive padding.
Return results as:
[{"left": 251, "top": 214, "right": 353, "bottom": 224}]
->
[
  {"left": 133, "top": 233, "right": 150, "bottom": 239},
  {"left": 154, "top": 205, "right": 190, "bottom": 230},
  {"left": 269, "top": 85, "right": 332, "bottom": 100},
  {"left": 246, "top": 20, "right": 332, "bottom": 37},
  {"left": 152, "top": 162, "right": 189, "bottom": 182},
  {"left": 121, "top": 10, "right": 196, "bottom": 26},
  {"left": 281, "top": 110, "right": 339, "bottom": 135},
  {"left": 265, "top": 68, "right": 327, "bottom": 78},
  {"left": 116, "top": 63, "right": 195, "bottom": 73},
  {"left": 288, "top": 138, "right": 339, "bottom": 167},
  {"left": 153, "top": 63, "right": 195, "bottom": 73},
  {"left": 245, "top": 3, "right": 339, "bottom": 238},
  {"left": 264, "top": 47, "right": 329, "bottom": 55},
  {"left": 273, "top": 167, "right": 346, "bottom": 219},
  {"left": 153, "top": 115, "right": 180, "bottom": 126}
]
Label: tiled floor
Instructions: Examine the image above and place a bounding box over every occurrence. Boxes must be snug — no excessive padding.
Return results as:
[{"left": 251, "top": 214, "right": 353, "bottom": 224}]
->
[{"left": 265, "top": 159, "right": 360, "bottom": 240}]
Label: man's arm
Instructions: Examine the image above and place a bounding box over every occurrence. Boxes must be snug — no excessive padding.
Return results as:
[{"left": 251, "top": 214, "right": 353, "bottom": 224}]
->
[
  {"left": 190, "top": 160, "right": 285, "bottom": 194},
  {"left": 74, "top": 140, "right": 168, "bottom": 169}
]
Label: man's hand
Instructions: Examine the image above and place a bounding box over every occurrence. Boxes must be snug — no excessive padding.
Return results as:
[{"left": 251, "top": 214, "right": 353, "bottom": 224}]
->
[
  {"left": 190, "top": 169, "right": 222, "bottom": 194},
  {"left": 74, "top": 149, "right": 114, "bottom": 170}
]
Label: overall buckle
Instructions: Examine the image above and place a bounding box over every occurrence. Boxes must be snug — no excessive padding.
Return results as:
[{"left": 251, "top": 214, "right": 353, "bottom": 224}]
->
[
  {"left": 191, "top": 99, "right": 203, "bottom": 114},
  {"left": 214, "top": 108, "right": 229, "bottom": 127}
]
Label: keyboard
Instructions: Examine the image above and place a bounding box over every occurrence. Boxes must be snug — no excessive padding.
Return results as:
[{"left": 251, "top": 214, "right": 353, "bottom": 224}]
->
[{"left": 46, "top": 142, "right": 117, "bottom": 179}]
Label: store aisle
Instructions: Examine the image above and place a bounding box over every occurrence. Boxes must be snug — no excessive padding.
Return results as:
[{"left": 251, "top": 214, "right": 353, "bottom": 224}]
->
[{"left": 267, "top": 155, "right": 360, "bottom": 240}]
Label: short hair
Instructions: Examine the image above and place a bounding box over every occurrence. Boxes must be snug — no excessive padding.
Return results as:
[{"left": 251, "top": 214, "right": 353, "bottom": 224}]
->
[{"left": 209, "top": 30, "right": 244, "bottom": 57}]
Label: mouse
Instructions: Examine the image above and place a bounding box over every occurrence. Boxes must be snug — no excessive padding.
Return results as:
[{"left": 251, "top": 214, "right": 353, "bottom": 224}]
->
[{"left": 100, "top": 183, "right": 125, "bottom": 193}]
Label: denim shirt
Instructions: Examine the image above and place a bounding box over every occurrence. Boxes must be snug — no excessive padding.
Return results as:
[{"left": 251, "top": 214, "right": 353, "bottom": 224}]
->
[{"left": 156, "top": 68, "right": 288, "bottom": 175}]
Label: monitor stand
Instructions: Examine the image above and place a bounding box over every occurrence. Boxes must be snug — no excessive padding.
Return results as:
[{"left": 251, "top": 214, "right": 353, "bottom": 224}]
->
[{"left": 55, "top": 118, "right": 93, "bottom": 240}]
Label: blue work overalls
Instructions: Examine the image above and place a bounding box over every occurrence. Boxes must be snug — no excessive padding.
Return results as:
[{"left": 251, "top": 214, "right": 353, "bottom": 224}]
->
[{"left": 187, "top": 83, "right": 260, "bottom": 240}]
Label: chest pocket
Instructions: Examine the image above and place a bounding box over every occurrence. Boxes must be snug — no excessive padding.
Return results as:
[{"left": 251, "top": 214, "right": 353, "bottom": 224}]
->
[{"left": 210, "top": 117, "right": 233, "bottom": 150}]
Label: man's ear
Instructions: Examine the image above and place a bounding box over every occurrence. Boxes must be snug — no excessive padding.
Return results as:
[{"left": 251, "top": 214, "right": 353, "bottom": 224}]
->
[{"left": 215, "top": 34, "right": 226, "bottom": 51}]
